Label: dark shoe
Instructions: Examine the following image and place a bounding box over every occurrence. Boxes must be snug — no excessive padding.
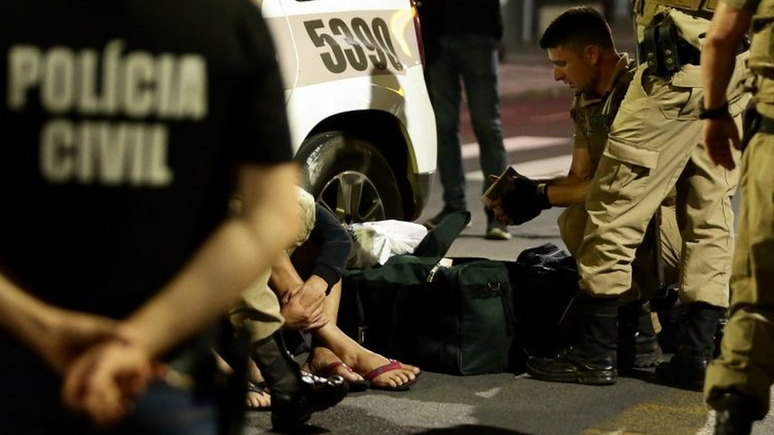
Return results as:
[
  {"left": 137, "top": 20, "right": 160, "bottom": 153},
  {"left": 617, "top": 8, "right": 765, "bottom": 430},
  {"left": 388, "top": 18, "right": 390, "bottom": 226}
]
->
[
  {"left": 709, "top": 391, "right": 759, "bottom": 435},
  {"left": 526, "top": 294, "right": 619, "bottom": 385},
  {"left": 271, "top": 372, "right": 349, "bottom": 432},
  {"left": 251, "top": 332, "right": 349, "bottom": 431},
  {"left": 424, "top": 205, "right": 467, "bottom": 229},
  {"left": 526, "top": 346, "right": 617, "bottom": 385},
  {"left": 618, "top": 300, "right": 662, "bottom": 369},
  {"left": 655, "top": 302, "right": 724, "bottom": 390}
]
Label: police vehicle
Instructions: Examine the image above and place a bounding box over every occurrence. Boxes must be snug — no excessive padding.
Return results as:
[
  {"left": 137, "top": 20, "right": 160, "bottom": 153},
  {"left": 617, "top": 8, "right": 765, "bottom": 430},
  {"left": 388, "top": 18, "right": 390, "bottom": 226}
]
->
[{"left": 259, "top": 0, "right": 436, "bottom": 223}]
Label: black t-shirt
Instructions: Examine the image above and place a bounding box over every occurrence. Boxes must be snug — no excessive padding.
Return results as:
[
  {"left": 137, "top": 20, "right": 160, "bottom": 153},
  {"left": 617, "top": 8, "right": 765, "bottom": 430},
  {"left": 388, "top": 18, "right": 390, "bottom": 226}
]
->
[
  {"left": 0, "top": 0, "right": 293, "bottom": 318},
  {"left": 420, "top": 0, "right": 503, "bottom": 41}
]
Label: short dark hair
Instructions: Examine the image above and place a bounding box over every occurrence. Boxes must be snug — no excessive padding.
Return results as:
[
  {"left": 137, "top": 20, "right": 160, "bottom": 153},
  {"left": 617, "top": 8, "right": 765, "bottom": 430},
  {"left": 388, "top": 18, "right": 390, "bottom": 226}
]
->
[{"left": 539, "top": 6, "right": 614, "bottom": 51}]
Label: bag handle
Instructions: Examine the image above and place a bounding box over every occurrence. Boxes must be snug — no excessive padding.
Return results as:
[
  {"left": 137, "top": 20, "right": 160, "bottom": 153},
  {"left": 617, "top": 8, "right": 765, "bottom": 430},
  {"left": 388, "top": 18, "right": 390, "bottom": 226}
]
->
[{"left": 412, "top": 210, "right": 471, "bottom": 259}]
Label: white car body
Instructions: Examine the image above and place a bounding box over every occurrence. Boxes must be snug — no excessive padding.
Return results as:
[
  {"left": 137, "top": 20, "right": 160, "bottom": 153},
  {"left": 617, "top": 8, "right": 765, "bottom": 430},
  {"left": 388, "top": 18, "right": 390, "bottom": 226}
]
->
[{"left": 260, "top": 0, "right": 436, "bottom": 222}]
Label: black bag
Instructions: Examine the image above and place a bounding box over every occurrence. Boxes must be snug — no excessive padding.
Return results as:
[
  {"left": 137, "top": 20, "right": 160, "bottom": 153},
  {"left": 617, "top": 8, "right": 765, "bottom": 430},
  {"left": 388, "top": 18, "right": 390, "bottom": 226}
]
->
[
  {"left": 508, "top": 243, "right": 580, "bottom": 368},
  {"left": 341, "top": 211, "right": 517, "bottom": 375}
]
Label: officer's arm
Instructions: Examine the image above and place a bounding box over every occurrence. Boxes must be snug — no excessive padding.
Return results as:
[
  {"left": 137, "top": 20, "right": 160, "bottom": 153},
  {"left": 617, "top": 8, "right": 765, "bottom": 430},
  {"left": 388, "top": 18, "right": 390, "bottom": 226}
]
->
[
  {"left": 0, "top": 274, "right": 118, "bottom": 373},
  {"left": 119, "top": 162, "right": 301, "bottom": 356},
  {"left": 543, "top": 147, "right": 594, "bottom": 207},
  {"left": 702, "top": 2, "right": 751, "bottom": 110}
]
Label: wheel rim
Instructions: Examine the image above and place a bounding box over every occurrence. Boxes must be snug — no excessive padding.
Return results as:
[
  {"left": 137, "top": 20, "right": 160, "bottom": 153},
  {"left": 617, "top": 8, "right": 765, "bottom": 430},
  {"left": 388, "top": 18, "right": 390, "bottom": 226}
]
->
[{"left": 318, "top": 170, "right": 386, "bottom": 224}]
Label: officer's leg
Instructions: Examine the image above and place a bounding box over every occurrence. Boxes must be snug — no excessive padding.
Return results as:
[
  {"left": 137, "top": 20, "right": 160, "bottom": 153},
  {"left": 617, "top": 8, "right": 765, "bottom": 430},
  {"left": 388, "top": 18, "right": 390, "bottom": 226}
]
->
[
  {"left": 426, "top": 38, "right": 465, "bottom": 213},
  {"left": 658, "top": 203, "right": 682, "bottom": 285},
  {"left": 654, "top": 136, "right": 739, "bottom": 389},
  {"left": 557, "top": 203, "right": 587, "bottom": 257},
  {"left": 526, "top": 68, "right": 696, "bottom": 385},
  {"left": 456, "top": 35, "right": 507, "bottom": 200},
  {"left": 705, "top": 134, "right": 774, "bottom": 434},
  {"left": 229, "top": 274, "right": 348, "bottom": 432},
  {"left": 456, "top": 35, "right": 508, "bottom": 236}
]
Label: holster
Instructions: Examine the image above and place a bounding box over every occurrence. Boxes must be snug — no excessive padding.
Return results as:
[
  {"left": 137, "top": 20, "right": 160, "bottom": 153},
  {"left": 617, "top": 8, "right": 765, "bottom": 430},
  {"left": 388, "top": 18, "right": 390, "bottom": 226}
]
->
[{"left": 641, "top": 21, "right": 698, "bottom": 76}]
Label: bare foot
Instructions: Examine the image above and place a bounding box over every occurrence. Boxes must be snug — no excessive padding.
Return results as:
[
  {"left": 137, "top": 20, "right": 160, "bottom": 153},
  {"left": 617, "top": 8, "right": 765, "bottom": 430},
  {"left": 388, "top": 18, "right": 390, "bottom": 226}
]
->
[
  {"left": 246, "top": 383, "right": 271, "bottom": 410},
  {"left": 304, "top": 346, "right": 365, "bottom": 384},
  {"left": 345, "top": 350, "right": 420, "bottom": 390}
]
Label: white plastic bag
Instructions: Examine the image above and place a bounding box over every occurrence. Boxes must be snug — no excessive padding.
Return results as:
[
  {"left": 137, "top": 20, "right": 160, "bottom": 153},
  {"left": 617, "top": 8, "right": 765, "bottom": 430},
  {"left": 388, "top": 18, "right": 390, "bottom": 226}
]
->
[{"left": 348, "top": 220, "right": 428, "bottom": 268}]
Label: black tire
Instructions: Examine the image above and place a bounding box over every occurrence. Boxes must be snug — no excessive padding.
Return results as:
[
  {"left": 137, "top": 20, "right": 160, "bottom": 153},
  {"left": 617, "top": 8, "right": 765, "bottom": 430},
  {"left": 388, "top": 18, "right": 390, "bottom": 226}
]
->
[{"left": 296, "top": 132, "right": 404, "bottom": 224}]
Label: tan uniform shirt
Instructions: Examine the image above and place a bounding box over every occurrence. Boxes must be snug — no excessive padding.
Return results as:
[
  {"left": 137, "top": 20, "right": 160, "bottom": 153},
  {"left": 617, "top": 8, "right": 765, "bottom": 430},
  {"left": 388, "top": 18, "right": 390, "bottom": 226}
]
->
[
  {"left": 572, "top": 54, "right": 637, "bottom": 170},
  {"left": 721, "top": 0, "right": 774, "bottom": 118}
]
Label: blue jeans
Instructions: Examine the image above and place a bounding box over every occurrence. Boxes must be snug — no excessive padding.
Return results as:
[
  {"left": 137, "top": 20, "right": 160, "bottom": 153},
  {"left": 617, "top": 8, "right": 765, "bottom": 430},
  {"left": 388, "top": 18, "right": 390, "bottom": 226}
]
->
[
  {"left": 426, "top": 34, "right": 507, "bottom": 212},
  {"left": 0, "top": 363, "right": 219, "bottom": 435}
]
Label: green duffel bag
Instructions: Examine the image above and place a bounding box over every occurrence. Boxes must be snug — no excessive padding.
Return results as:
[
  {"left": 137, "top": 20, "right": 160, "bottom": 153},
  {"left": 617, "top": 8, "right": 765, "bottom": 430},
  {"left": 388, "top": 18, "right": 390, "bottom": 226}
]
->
[
  {"left": 390, "top": 256, "right": 517, "bottom": 375},
  {"left": 342, "top": 211, "right": 517, "bottom": 375}
]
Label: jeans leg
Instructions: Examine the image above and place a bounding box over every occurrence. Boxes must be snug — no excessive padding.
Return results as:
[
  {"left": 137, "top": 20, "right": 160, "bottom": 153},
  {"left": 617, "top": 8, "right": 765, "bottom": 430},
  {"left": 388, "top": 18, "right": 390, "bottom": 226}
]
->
[
  {"left": 0, "top": 364, "right": 92, "bottom": 435},
  {"left": 456, "top": 36, "right": 507, "bottom": 197},
  {"left": 427, "top": 45, "right": 465, "bottom": 210},
  {"left": 116, "top": 382, "right": 219, "bottom": 435}
]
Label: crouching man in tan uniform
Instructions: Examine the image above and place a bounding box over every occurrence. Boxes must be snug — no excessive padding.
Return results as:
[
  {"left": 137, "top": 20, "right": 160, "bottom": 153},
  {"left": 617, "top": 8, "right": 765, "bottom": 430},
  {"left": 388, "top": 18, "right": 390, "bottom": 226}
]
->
[
  {"left": 517, "top": 0, "right": 749, "bottom": 387},
  {"left": 491, "top": 6, "right": 682, "bottom": 370},
  {"left": 700, "top": 0, "right": 774, "bottom": 433}
]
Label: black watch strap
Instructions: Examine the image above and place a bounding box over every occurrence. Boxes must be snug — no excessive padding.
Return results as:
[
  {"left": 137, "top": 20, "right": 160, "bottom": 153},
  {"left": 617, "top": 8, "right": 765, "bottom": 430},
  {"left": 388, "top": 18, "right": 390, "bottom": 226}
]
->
[{"left": 699, "top": 101, "right": 730, "bottom": 120}]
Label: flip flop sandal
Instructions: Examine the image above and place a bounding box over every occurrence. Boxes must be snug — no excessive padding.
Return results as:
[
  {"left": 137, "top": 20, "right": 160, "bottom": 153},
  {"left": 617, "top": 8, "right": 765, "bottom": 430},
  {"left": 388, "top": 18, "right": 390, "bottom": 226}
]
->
[
  {"left": 246, "top": 382, "right": 271, "bottom": 411},
  {"left": 363, "top": 359, "right": 420, "bottom": 391},
  {"left": 318, "top": 362, "right": 370, "bottom": 392}
]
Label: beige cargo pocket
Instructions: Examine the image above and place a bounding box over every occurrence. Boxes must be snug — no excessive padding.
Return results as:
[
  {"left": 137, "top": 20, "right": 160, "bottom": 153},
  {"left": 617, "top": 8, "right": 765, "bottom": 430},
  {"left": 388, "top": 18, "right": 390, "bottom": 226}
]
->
[
  {"left": 660, "top": 84, "right": 699, "bottom": 120},
  {"left": 596, "top": 141, "right": 658, "bottom": 201}
]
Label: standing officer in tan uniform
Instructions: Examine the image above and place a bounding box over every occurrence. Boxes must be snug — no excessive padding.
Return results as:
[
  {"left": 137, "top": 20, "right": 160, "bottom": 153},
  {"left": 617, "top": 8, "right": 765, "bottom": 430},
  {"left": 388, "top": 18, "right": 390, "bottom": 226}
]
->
[
  {"left": 700, "top": 0, "right": 774, "bottom": 433},
  {"left": 525, "top": 0, "right": 750, "bottom": 387},
  {"left": 491, "top": 6, "right": 682, "bottom": 369}
]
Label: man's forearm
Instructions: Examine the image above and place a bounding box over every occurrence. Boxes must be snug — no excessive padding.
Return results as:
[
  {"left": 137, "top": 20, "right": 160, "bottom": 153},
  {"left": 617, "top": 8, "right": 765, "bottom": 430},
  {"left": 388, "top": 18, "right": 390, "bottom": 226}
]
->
[
  {"left": 0, "top": 274, "right": 59, "bottom": 348},
  {"left": 120, "top": 164, "right": 300, "bottom": 358},
  {"left": 702, "top": 3, "right": 751, "bottom": 109},
  {"left": 545, "top": 179, "right": 590, "bottom": 207}
]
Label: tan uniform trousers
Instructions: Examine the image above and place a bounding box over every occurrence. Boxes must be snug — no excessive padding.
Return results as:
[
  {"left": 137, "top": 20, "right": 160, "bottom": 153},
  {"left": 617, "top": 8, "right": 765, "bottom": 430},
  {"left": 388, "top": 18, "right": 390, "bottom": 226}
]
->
[
  {"left": 576, "top": 55, "right": 748, "bottom": 307},
  {"left": 559, "top": 201, "right": 681, "bottom": 303},
  {"left": 704, "top": 130, "right": 774, "bottom": 419},
  {"left": 226, "top": 186, "right": 316, "bottom": 343},
  {"left": 228, "top": 269, "right": 285, "bottom": 343}
]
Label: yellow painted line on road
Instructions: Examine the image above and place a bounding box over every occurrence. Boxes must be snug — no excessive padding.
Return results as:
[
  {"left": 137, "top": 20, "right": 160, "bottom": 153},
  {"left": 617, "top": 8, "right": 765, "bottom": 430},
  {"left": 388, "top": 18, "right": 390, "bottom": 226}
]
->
[{"left": 579, "top": 389, "right": 711, "bottom": 435}]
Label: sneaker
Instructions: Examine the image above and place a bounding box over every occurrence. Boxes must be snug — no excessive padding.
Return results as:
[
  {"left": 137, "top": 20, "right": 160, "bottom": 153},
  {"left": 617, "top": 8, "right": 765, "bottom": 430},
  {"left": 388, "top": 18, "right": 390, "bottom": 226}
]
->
[
  {"left": 424, "top": 205, "right": 467, "bottom": 229},
  {"left": 485, "top": 223, "right": 511, "bottom": 240}
]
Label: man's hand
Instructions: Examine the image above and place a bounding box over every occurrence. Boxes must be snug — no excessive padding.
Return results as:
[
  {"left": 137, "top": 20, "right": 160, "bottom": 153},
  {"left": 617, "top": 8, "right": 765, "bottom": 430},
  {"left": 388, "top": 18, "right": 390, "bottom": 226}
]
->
[
  {"left": 61, "top": 335, "right": 156, "bottom": 427},
  {"left": 279, "top": 279, "right": 328, "bottom": 330},
  {"left": 34, "top": 309, "right": 120, "bottom": 374},
  {"left": 703, "top": 116, "right": 740, "bottom": 170},
  {"left": 490, "top": 176, "right": 549, "bottom": 226}
]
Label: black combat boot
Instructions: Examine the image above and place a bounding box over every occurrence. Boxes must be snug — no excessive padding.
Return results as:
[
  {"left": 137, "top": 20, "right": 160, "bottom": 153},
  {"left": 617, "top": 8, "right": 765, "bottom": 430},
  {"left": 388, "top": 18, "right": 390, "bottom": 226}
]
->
[
  {"left": 526, "top": 294, "right": 618, "bottom": 385},
  {"left": 618, "top": 300, "right": 662, "bottom": 369},
  {"left": 251, "top": 332, "right": 349, "bottom": 431},
  {"left": 655, "top": 302, "right": 724, "bottom": 391},
  {"left": 709, "top": 391, "right": 761, "bottom": 435}
]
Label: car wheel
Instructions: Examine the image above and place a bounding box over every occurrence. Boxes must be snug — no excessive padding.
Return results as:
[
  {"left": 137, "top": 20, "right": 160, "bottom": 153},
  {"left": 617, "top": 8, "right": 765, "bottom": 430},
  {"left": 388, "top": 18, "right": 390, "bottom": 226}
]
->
[{"left": 297, "top": 132, "right": 403, "bottom": 224}]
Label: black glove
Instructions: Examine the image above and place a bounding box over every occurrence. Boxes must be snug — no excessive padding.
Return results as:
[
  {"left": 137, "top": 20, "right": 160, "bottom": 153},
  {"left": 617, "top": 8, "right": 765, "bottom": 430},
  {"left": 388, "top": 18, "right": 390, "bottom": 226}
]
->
[{"left": 500, "top": 177, "right": 551, "bottom": 225}]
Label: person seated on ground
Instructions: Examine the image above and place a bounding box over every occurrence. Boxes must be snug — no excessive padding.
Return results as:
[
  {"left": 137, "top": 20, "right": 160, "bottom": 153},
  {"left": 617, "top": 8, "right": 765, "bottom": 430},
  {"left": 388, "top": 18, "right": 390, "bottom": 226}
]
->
[
  {"left": 487, "top": 6, "right": 682, "bottom": 370},
  {"left": 232, "top": 188, "right": 420, "bottom": 411},
  {"left": 225, "top": 193, "right": 349, "bottom": 431}
]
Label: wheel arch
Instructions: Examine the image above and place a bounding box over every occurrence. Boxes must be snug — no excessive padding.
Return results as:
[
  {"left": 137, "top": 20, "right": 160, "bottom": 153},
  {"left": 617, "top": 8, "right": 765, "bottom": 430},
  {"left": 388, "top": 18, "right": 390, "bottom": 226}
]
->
[{"left": 299, "top": 110, "right": 422, "bottom": 220}]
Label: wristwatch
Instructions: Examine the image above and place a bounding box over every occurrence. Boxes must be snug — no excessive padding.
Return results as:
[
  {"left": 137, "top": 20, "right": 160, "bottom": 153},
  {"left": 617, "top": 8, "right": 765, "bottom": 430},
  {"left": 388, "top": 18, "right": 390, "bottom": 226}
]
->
[{"left": 699, "top": 101, "right": 730, "bottom": 120}]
